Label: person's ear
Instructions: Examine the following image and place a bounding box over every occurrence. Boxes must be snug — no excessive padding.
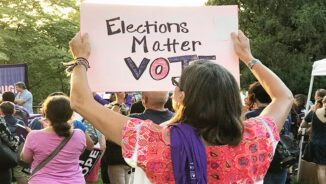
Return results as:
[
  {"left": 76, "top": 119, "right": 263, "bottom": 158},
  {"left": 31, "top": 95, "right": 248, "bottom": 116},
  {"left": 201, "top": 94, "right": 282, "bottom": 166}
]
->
[{"left": 13, "top": 109, "right": 16, "bottom": 115}]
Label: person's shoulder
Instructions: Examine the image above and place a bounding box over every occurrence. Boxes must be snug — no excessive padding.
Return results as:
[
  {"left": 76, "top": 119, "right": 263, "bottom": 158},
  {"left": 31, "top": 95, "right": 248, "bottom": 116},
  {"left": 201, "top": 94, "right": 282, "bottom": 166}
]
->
[
  {"left": 73, "top": 128, "right": 85, "bottom": 135},
  {"left": 25, "top": 89, "right": 32, "bottom": 95},
  {"left": 128, "top": 113, "right": 145, "bottom": 119},
  {"left": 73, "top": 120, "right": 86, "bottom": 131},
  {"left": 125, "top": 118, "right": 162, "bottom": 131},
  {"left": 244, "top": 110, "right": 256, "bottom": 119},
  {"left": 27, "top": 130, "right": 43, "bottom": 137},
  {"left": 73, "top": 129, "right": 86, "bottom": 140},
  {"left": 244, "top": 116, "right": 279, "bottom": 141}
]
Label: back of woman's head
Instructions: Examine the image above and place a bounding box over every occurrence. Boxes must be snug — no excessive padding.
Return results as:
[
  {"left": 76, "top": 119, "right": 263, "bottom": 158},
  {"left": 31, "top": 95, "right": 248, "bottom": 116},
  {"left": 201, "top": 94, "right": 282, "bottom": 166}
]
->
[
  {"left": 316, "top": 89, "right": 326, "bottom": 100},
  {"left": 294, "top": 94, "right": 307, "bottom": 108},
  {"left": 42, "top": 95, "right": 72, "bottom": 137},
  {"left": 247, "top": 81, "right": 271, "bottom": 109},
  {"left": 175, "top": 60, "right": 243, "bottom": 146}
]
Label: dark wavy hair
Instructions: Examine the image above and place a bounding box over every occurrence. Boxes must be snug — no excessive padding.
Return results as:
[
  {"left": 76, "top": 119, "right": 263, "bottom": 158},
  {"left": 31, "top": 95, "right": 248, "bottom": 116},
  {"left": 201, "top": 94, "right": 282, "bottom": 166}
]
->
[
  {"left": 0, "top": 101, "right": 15, "bottom": 116},
  {"left": 2, "top": 91, "right": 15, "bottom": 102},
  {"left": 247, "top": 81, "right": 271, "bottom": 110},
  {"left": 171, "top": 60, "right": 243, "bottom": 146},
  {"left": 42, "top": 95, "right": 72, "bottom": 137}
]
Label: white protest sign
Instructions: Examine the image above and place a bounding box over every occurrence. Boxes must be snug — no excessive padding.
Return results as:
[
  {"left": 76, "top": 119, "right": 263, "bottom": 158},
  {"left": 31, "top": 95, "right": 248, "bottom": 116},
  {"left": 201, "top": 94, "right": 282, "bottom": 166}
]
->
[{"left": 81, "top": 1, "right": 239, "bottom": 92}]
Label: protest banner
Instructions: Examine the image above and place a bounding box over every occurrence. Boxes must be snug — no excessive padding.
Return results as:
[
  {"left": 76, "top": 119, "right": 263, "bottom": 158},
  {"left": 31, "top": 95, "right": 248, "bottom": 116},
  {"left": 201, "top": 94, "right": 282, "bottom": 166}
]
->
[
  {"left": 79, "top": 148, "right": 103, "bottom": 178},
  {"left": 0, "top": 64, "right": 28, "bottom": 93},
  {"left": 81, "top": 1, "right": 238, "bottom": 92}
]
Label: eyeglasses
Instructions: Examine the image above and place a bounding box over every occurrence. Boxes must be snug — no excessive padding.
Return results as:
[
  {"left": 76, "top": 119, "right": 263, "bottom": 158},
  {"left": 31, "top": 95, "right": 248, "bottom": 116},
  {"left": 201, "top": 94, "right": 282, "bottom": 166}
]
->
[{"left": 171, "top": 77, "right": 182, "bottom": 90}]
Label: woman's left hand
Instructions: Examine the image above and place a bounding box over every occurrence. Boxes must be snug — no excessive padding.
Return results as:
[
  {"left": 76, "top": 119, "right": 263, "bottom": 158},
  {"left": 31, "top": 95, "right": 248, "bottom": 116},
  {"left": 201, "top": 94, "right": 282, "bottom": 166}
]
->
[{"left": 69, "top": 32, "right": 91, "bottom": 59}]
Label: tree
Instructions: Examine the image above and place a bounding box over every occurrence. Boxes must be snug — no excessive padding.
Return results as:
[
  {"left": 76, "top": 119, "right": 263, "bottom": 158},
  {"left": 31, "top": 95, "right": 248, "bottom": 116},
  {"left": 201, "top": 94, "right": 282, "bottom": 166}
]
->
[
  {"left": 206, "top": 0, "right": 326, "bottom": 97},
  {"left": 0, "top": 0, "right": 79, "bottom": 107}
]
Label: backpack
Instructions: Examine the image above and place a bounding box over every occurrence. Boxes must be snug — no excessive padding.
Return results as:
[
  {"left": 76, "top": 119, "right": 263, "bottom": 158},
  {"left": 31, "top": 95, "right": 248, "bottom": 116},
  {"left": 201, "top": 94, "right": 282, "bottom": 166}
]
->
[
  {"left": 269, "top": 134, "right": 299, "bottom": 171},
  {"left": 82, "top": 119, "right": 101, "bottom": 144}
]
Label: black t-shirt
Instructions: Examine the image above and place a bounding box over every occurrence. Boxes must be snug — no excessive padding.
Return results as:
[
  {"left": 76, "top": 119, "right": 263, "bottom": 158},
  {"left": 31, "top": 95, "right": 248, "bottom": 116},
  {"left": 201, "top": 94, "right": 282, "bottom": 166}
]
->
[
  {"left": 304, "top": 110, "right": 313, "bottom": 122},
  {"left": 129, "top": 109, "right": 175, "bottom": 125}
]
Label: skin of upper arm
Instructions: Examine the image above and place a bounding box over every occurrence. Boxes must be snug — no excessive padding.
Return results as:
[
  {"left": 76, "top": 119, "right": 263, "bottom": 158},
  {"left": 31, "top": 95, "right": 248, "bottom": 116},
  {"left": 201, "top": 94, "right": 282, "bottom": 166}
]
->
[
  {"left": 72, "top": 99, "right": 130, "bottom": 146},
  {"left": 85, "top": 132, "right": 94, "bottom": 150},
  {"left": 20, "top": 152, "right": 33, "bottom": 163},
  {"left": 260, "top": 97, "right": 293, "bottom": 132}
]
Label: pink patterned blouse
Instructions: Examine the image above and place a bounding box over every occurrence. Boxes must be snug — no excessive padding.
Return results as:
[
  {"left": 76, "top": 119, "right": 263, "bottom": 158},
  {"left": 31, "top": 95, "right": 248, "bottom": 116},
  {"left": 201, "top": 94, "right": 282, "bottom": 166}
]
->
[{"left": 122, "top": 116, "right": 279, "bottom": 184}]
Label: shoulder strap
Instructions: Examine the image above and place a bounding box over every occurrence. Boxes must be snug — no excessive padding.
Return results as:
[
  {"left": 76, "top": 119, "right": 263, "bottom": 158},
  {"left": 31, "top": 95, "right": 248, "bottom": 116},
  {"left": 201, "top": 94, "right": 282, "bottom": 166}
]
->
[{"left": 31, "top": 130, "right": 75, "bottom": 176}]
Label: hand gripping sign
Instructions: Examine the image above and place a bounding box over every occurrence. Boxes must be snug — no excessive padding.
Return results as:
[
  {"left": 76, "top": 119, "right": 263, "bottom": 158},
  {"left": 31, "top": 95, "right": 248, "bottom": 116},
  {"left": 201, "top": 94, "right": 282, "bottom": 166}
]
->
[{"left": 81, "top": 1, "right": 239, "bottom": 92}]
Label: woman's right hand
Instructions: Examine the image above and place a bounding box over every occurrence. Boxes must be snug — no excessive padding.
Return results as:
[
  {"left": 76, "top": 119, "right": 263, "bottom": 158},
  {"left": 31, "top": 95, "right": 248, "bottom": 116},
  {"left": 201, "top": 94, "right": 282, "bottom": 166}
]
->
[{"left": 231, "top": 30, "right": 254, "bottom": 65}]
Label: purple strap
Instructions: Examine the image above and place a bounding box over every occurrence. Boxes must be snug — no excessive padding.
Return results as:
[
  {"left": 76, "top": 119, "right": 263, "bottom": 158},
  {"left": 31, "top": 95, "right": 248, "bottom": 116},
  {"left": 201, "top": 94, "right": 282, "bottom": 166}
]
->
[
  {"left": 125, "top": 94, "right": 132, "bottom": 108},
  {"left": 94, "top": 94, "right": 109, "bottom": 105},
  {"left": 169, "top": 123, "right": 207, "bottom": 184}
]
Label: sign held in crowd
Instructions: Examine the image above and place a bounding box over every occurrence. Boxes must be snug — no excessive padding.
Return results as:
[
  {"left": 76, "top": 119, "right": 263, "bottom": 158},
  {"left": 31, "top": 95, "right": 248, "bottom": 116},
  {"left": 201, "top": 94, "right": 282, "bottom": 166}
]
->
[
  {"left": 81, "top": 1, "right": 239, "bottom": 91},
  {"left": 79, "top": 148, "right": 103, "bottom": 178}
]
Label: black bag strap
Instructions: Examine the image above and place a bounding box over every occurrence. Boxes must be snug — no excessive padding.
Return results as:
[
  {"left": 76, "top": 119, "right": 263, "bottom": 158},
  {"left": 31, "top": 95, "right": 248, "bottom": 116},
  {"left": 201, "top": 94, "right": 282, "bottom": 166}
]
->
[{"left": 31, "top": 130, "right": 75, "bottom": 176}]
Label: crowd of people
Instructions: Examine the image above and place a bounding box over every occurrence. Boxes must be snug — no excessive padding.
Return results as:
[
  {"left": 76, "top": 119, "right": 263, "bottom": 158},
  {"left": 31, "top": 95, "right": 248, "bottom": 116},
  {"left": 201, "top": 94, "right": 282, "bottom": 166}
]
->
[{"left": 0, "top": 30, "right": 325, "bottom": 184}]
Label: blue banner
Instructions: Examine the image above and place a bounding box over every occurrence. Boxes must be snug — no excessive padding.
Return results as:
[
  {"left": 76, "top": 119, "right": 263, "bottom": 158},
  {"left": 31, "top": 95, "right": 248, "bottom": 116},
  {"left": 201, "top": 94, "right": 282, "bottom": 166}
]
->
[{"left": 0, "top": 64, "right": 27, "bottom": 94}]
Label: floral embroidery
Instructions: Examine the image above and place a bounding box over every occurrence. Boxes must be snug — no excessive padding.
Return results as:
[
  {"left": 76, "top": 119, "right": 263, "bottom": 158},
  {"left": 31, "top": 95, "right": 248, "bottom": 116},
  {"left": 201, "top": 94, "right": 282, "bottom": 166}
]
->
[{"left": 122, "top": 116, "right": 279, "bottom": 183}]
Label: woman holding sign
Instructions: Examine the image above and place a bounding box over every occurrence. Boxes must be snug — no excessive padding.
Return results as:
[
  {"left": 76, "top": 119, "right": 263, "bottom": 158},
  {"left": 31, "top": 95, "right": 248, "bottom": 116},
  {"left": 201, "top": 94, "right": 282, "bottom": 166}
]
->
[{"left": 68, "top": 31, "right": 293, "bottom": 183}]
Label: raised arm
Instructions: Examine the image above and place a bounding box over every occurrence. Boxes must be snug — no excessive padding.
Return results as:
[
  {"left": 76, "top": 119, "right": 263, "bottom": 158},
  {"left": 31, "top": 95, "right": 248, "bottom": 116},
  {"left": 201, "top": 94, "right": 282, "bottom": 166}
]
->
[
  {"left": 68, "top": 33, "right": 130, "bottom": 145},
  {"left": 231, "top": 31, "right": 293, "bottom": 132}
]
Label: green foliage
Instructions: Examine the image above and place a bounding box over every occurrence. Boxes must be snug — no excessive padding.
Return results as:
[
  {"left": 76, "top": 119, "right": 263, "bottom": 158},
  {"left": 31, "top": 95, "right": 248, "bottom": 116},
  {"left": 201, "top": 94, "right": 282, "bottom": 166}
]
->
[
  {"left": 207, "top": 0, "right": 326, "bottom": 96},
  {"left": 0, "top": 0, "right": 79, "bottom": 105}
]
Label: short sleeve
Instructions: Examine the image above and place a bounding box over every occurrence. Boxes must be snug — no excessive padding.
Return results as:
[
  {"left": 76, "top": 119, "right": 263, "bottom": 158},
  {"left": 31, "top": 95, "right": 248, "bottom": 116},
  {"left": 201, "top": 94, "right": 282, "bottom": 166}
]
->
[
  {"left": 73, "top": 120, "right": 86, "bottom": 132},
  {"left": 121, "top": 118, "right": 170, "bottom": 168},
  {"left": 304, "top": 110, "right": 313, "bottom": 122},
  {"left": 75, "top": 129, "right": 86, "bottom": 150},
  {"left": 23, "top": 131, "right": 36, "bottom": 157},
  {"left": 253, "top": 116, "right": 280, "bottom": 142}
]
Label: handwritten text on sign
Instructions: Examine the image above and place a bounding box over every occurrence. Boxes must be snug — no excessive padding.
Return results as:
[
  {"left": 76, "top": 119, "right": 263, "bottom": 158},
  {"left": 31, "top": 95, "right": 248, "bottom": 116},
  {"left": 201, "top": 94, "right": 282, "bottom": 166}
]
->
[{"left": 81, "top": 2, "right": 238, "bottom": 91}]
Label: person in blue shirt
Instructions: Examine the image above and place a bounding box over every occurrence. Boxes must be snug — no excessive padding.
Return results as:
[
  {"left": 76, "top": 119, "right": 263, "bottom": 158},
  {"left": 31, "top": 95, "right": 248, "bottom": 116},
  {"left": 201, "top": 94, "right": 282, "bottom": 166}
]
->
[{"left": 14, "top": 82, "right": 33, "bottom": 114}]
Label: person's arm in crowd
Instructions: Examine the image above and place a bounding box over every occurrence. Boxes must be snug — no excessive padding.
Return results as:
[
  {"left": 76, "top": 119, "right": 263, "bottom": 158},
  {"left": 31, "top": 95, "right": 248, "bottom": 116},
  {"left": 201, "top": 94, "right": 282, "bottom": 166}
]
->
[
  {"left": 231, "top": 30, "right": 293, "bottom": 132},
  {"left": 15, "top": 99, "right": 25, "bottom": 105},
  {"left": 85, "top": 132, "right": 94, "bottom": 150},
  {"left": 94, "top": 93, "right": 110, "bottom": 105},
  {"left": 299, "top": 110, "right": 312, "bottom": 129},
  {"left": 69, "top": 33, "right": 130, "bottom": 146},
  {"left": 20, "top": 150, "right": 33, "bottom": 163},
  {"left": 111, "top": 92, "right": 126, "bottom": 113}
]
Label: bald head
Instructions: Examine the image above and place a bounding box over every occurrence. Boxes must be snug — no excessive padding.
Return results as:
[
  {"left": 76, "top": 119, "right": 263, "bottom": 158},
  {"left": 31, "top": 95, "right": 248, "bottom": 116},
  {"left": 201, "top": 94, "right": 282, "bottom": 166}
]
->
[{"left": 142, "top": 91, "right": 169, "bottom": 110}]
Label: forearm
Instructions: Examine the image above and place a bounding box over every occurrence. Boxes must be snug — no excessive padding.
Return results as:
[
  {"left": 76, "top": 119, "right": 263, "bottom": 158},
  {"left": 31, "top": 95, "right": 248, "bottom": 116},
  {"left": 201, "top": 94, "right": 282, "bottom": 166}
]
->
[
  {"left": 15, "top": 99, "right": 24, "bottom": 105},
  {"left": 70, "top": 65, "right": 93, "bottom": 108},
  {"left": 250, "top": 63, "right": 293, "bottom": 102}
]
